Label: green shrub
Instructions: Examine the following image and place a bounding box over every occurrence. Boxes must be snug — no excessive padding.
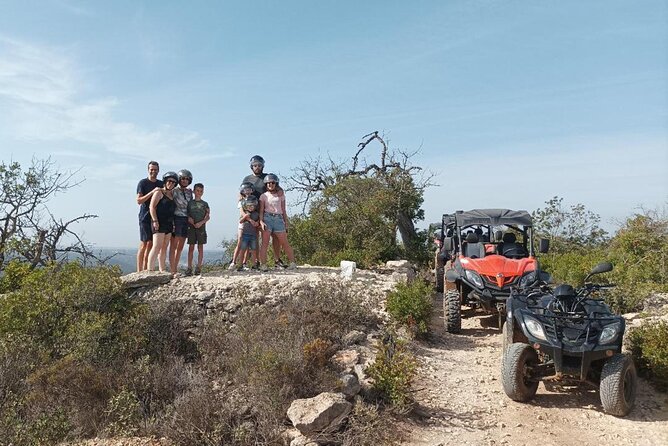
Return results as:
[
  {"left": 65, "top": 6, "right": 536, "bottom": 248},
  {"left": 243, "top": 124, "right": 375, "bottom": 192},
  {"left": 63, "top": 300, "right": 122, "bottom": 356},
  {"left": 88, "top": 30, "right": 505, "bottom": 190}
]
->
[
  {"left": 628, "top": 321, "right": 668, "bottom": 390},
  {"left": 0, "top": 260, "right": 33, "bottom": 293},
  {"left": 104, "top": 388, "right": 142, "bottom": 436},
  {"left": 366, "top": 333, "right": 417, "bottom": 411},
  {"left": 385, "top": 280, "right": 432, "bottom": 336}
]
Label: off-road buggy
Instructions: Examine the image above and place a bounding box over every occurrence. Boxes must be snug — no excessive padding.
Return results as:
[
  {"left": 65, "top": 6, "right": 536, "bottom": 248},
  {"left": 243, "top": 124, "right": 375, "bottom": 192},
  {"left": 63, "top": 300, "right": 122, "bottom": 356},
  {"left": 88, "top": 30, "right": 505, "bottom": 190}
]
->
[
  {"left": 501, "top": 262, "right": 637, "bottom": 416},
  {"left": 436, "top": 209, "right": 549, "bottom": 333}
]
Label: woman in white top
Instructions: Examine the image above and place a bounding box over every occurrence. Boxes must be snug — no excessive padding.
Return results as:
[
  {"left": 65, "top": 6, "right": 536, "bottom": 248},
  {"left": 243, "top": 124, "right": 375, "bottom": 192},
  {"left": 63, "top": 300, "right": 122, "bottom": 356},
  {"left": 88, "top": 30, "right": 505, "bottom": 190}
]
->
[{"left": 258, "top": 173, "right": 296, "bottom": 271}]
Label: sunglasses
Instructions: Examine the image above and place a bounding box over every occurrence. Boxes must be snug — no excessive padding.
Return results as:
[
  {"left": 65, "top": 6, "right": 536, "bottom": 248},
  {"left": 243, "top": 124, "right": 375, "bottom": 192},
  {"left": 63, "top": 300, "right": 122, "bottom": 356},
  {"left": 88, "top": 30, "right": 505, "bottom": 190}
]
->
[
  {"left": 251, "top": 164, "right": 263, "bottom": 168},
  {"left": 266, "top": 181, "right": 276, "bottom": 185}
]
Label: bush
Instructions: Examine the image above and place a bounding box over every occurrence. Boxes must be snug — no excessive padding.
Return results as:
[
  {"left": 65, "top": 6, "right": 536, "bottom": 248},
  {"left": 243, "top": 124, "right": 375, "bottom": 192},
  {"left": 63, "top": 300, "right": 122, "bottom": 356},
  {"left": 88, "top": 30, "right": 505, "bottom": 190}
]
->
[
  {"left": 628, "top": 321, "right": 668, "bottom": 390},
  {"left": 366, "top": 333, "right": 417, "bottom": 411},
  {"left": 385, "top": 280, "right": 432, "bottom": 336}
]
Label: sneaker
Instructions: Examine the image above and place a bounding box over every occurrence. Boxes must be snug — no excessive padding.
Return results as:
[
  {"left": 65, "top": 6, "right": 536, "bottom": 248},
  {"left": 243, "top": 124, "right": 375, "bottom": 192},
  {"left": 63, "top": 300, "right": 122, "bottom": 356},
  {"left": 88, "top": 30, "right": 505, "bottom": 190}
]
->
[
  {"left": 194, "top": 267, "right": 202, "bottom": 275},
  {"left": 185, "top": 268, "right": 193, "bottom": 276},
  {"left": 251, "top": 262, "right": 260, "bottom": 270},
  {"left": 287, "top": 262, "right": 297, "bottom": 270},
  {"left": 227, "top": 263, "right": 235, "bottom": 271},
  {"left": 275, "top": 258, "right": 288, "bottom": 269},
  {"left": 236, "top": 264, "right": 246, "bottom": 272}
]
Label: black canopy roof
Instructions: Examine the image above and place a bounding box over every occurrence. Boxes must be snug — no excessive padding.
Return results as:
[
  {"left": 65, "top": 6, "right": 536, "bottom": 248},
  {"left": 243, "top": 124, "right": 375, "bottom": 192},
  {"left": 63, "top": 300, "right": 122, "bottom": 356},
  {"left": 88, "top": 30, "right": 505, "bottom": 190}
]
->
[{"left": 453, "top": 209, "right": 533, "bottom": 227}]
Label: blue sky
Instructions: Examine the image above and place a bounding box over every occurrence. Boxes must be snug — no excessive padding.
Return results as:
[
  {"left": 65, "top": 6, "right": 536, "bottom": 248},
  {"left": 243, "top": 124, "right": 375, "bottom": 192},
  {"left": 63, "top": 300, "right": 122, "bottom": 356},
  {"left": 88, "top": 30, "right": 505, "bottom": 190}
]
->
[{"left": 0, "top": 0, "right": 666, "bottom": 248}]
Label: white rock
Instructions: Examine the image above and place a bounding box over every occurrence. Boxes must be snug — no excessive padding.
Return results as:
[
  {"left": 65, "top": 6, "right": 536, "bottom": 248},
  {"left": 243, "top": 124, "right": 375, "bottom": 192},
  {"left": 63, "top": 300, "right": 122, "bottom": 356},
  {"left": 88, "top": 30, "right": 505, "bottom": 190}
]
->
[
  {"left": 287, "top": 392, "right": 352, "bottom": 435},
  {"left": 340, "top": 261, "right": 356, "bottom": 281}
]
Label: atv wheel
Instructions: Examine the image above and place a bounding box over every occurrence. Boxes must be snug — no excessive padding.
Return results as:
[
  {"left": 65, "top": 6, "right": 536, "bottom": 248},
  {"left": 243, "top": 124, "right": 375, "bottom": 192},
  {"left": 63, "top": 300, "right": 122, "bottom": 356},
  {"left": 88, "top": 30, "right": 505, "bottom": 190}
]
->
[
  {"left": 600, "top": 353, "right": 637, "bottom": 416},
  {"left": 502, "top": 343, "right": 539, "bottom": 402},
  {"left": 435, "top": 266, "right": 444, "bottom": 292},
  {"left": 502, "top": 321, "right": 512, "bottom": 354},
  {"left": 443, "top": 289, "right": 461, "bottom": 333}
]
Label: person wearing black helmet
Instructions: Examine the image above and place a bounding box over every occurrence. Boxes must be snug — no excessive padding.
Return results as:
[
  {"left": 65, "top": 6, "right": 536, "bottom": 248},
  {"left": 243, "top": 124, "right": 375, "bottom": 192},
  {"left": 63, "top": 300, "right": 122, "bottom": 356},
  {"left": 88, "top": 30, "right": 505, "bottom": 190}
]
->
[
  {"left": 136, "top": 161, "right": 163, "bottom": 271},
  {"left": 241, "top": 155, "right": 286, "bottom": 268},
  {"left": 147, "top": 171, "right": 178, "bottom": 272},
  {"left": 170, "top": 168, "right": 194, "bottom": 275}
]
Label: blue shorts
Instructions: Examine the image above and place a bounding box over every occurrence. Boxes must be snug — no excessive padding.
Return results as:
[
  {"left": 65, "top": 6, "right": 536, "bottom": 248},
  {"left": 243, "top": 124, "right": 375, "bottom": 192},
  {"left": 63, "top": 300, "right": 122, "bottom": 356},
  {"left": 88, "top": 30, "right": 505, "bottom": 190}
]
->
[
  {"left": 240, "top": 233, "right": 258, "bottom": 251},
  {"left": 174, "top": 216, "right": 188, "bottom": 237},
  {"left": 264, "top": 212, "right": 285, "bottom": 233},
  {"left": 139, "top": 219, "right": 152, "bottom": 242}
]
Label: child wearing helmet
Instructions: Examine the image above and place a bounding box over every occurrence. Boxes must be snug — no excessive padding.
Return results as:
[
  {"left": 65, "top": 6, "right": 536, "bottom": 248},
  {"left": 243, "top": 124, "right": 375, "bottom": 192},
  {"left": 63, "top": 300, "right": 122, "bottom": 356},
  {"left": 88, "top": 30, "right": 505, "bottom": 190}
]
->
[
  {"left": 147, "top": 171, "right": 178, "bottom": 272},
  {"left": 259, "top": 173, "right": 297, "bottom": 270},
  {"left": 228, "top": 182, "right": 257, "bottom": 270},
  {"left": 170, "top": 169, "right": 194, "bottom": 275},
  {"left": 233, "top": 196, "right": 260, "bottom": 271}
]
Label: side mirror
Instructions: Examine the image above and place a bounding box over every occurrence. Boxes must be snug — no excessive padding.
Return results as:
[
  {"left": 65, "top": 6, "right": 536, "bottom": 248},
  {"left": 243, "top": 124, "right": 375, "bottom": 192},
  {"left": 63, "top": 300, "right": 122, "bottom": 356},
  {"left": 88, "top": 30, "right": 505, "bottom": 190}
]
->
[
  {"left": 590, "top": 262, "right": 613, "bottom": 275},
  {"left": 538, "top": 238, "right": 550, "bottom": 254},
  {"left": 442, "top": 237, "right": 453, "bottom": 251}
]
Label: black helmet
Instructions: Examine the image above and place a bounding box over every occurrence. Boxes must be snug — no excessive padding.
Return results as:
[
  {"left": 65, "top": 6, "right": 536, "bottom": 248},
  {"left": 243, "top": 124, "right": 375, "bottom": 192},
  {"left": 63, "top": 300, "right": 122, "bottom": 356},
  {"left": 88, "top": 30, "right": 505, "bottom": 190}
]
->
[
  {"left": 243, "top": 196, "right": 259, "bottom": 210},
  {"left": 178, "top": 169, "right": 193, "bottom": 185},
  {"left": 249, "top": 155, "right": 265, "bottom": 167},
  {"left": 263, "top": 173, "right": 279, "bottom": 185},
  {"left": 239, "top": 182, "right": 254, "bottom": 195},
  {"left": 162, "top": 171, "right": 178, "bottom": 183}
]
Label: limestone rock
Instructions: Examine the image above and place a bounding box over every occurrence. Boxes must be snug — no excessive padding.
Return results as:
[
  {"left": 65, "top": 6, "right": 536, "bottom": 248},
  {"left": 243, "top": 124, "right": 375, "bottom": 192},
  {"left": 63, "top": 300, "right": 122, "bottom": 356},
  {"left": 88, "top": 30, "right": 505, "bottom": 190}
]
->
[
  {"left": 385, "top": 260, "right": 411, "bottom": 269},
  {"left": 340, "top": 374, "right": 361, "bottom": 398},
  {"left": 121, "top": 271, "right": 172, "bottom": 289},
  {"left": 287, "top": 392, "right": 352, "bottom": 435},
  {"left": 331, "top": 349, "right": 359, "bottom": 372},
  {"left": 342, "top": 330, "right": 366, "bottom": 346}
]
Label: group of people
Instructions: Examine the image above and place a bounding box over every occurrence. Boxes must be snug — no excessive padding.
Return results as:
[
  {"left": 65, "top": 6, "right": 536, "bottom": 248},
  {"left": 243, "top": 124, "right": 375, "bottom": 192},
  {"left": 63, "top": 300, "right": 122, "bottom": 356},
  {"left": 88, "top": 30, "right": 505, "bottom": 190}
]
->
[{"left": 135, "top": 155, "right": 296, "bottom": 275}]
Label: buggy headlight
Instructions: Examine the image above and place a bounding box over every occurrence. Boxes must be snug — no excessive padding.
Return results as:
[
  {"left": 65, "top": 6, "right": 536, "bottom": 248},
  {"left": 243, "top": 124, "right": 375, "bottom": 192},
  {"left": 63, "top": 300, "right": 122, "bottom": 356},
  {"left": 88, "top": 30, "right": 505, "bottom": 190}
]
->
[
  {"left": 465, "top": 270, "right": 484, "bottom": 288},
  {"left": 519, "top": 272, "right": 537, "bottom": 288},
  {"left": 599, "top": 323, "right": 620, "bottom": 344},
  {"left": 524, "top": 316, "right": 547, "bottom": 341}
]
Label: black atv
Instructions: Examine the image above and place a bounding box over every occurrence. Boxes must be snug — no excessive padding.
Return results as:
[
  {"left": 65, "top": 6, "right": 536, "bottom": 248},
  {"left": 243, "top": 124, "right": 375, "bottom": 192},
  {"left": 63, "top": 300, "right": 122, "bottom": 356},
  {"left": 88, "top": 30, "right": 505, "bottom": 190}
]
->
[{"left": 501, "top": 262, "right": 637, "bottom": 416}]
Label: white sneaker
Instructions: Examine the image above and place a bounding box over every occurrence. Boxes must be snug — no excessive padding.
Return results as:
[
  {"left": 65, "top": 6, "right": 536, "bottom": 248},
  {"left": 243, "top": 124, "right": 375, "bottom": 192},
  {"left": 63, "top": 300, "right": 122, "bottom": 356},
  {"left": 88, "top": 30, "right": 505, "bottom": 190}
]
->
[
  {"left": 287, "top": 262, "right": 297, "bottom": 270},
  {"left": 227, "top": 263, "right": 235, "bottom": 271}
]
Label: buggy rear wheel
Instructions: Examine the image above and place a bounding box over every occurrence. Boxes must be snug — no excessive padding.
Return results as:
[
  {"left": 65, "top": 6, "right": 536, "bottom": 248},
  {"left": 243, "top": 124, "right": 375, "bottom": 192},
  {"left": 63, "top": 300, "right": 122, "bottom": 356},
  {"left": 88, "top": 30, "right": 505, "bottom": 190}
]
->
[
  {"left": 502, "top": 343, "right": 539, "bottom": 402},
  {"left": 600, "top": 353, "right": 637, "bottom": 416},
  {"left": 444, "top": 289, "right": 461, "bottom": 333}
]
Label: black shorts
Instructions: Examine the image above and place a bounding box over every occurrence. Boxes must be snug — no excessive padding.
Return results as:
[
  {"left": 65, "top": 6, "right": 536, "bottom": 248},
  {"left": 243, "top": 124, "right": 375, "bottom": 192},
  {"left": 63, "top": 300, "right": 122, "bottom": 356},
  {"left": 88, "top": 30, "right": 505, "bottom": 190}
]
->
[
  {"left": 139, "top": 219, "right": 152, "bottom": 242},
  {"left": 187, "top": 226, "right": 207, "bottom": 245},
  {"left": 174, "top": 216, "right": 188, "bottom": 237}
]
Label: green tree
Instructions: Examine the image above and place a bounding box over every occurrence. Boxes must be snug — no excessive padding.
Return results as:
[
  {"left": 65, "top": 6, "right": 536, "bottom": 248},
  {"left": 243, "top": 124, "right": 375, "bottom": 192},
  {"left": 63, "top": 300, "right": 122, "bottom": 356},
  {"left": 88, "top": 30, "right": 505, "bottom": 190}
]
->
[
  {"left": 532, "top": 196, "right": 608, "bottom": 253},
  {"left": 287, "top": 132, "right": 433, "bottom": 265}
]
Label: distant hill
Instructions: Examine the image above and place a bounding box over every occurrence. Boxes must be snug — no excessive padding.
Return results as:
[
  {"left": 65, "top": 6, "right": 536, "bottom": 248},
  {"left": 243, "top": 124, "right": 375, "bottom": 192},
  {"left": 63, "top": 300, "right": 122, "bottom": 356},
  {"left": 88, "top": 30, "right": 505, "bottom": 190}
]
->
[{"left": 92, "top": 248, "right": 228, "bottom": 274}]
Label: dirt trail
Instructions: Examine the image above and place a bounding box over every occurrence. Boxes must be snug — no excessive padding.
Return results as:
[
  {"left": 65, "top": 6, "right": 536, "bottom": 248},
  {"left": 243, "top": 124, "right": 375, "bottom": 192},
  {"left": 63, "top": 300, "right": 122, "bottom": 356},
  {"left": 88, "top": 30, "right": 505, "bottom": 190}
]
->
[{"left": 398, "top": 293, "right": 668, "bottom": 446}]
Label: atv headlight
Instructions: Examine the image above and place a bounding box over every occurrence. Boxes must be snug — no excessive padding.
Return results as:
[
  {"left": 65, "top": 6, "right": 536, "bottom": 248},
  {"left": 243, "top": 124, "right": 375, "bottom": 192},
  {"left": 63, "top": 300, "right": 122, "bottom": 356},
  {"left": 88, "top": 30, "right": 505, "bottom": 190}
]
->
[
  {"left": 599, "top": 322, "right": 621, "bottom": 344},
  {"left": 465, "top": 270, "right": 484, "bottom": 288},
  {"left": 519, "top": 271, "right": 537, "bottom": 288},
  {"left": 524, "top": 316, "right": 547, "bottom": 341}
]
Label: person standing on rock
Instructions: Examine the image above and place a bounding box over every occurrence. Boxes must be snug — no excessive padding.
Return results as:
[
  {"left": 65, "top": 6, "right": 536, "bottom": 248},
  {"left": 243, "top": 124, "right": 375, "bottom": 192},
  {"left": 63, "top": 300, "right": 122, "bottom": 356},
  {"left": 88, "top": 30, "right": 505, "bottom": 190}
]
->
[
  {"left": 259, "top": 173, "right": 296, "bottom": 271},
  {"left": 242, "top": 155, "right": 286, "bottom": 268},
  {"left": 170, "top": 169, "right": 194, "bottom": 275},
  {"left": 147, "top": 171, "right": 178, "bottom": 272},
  {"left": 136, "top": 161, "right": 163, "bottom": 271}
]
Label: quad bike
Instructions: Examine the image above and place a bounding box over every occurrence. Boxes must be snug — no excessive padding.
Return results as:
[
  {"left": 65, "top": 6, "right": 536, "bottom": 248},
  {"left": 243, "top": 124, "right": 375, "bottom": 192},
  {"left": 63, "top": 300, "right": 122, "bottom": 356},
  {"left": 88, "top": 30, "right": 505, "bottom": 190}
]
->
[
  {"left": 436, "top": 209, "right": 550, "bottom": 333},
  {"left": 501, "top": 262, "right": 637, "bottom": 416}
]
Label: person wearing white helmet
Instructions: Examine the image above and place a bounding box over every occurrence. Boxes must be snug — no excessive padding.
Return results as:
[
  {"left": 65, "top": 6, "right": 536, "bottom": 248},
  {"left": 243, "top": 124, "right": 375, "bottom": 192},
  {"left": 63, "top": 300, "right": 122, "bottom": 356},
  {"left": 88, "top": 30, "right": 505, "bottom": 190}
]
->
[
  {"left": 259, "top": 173, "right": 296, "bottom": 271},
  {"left": 170, "top": 168, "right": 194, "bottom": 275}
]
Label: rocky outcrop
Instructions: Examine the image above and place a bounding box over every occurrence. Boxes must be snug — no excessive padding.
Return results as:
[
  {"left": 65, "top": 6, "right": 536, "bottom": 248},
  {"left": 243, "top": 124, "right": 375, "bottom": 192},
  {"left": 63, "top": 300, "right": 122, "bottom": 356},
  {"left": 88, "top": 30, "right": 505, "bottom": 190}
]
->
[
  {"left": 287, "top": 392, "right": 352, "bottom": 435},
  {"left": 120, "top": 271, "right": 172, "bottom": 289}
]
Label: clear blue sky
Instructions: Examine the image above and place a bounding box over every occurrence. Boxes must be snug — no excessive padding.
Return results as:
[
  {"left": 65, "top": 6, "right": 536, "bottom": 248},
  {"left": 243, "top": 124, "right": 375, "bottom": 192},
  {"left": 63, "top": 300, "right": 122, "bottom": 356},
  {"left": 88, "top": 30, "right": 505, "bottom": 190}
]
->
[{"left": 0, "top": 0, "right": 666, "bottom": 248}]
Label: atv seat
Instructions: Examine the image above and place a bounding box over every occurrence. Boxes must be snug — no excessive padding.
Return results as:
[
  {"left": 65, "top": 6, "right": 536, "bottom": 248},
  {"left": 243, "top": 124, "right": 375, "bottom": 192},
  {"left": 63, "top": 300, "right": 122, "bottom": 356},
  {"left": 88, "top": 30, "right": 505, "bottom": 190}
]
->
[
  {"left": 463, "top": 233, "right": 485, "bottom": 259},
  {"left": 500, "top": 233, "right": 527, "bottom": 258}
]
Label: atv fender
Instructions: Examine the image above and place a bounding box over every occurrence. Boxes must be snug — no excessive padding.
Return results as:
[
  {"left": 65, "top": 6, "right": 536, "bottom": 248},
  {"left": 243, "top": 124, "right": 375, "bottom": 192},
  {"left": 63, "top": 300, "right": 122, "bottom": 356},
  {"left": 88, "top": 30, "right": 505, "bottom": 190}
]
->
[{"left": 445, "top": 269, "right": 459, "bottom": 283}]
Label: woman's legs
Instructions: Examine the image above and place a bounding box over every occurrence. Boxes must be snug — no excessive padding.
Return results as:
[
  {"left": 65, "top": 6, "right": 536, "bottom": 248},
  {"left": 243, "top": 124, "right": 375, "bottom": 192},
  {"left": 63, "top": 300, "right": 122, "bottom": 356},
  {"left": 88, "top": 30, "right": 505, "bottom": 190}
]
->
[
  {"left": 159, "top": 234, "right": 172, "bottom": 272},
  {"left": 260, "top": 230, "right": 272, "bottom": 264},
  {"left": 272, "top": 232, "right": 294, "bottom": 262},
  {"left": 147, "top": 233, "right": 164, "bottom": 271}
]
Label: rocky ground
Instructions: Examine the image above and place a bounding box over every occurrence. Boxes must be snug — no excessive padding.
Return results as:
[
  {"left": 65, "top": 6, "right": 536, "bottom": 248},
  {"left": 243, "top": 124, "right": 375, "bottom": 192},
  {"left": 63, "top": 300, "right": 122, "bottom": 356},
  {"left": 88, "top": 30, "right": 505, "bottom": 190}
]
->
[
  {"left": 397, "top": 293, "right": 668, "bottom": 446},
  {"left": 73, "top": 267, "right": 668, "bottom": 446}
]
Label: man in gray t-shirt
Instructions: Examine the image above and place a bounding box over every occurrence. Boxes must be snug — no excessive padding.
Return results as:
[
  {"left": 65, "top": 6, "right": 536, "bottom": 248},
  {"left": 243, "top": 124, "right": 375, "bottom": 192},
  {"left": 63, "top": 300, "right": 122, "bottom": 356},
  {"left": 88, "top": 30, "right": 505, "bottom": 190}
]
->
[{"left": 242, "top": 155, "right": 267, "bottom": 198}]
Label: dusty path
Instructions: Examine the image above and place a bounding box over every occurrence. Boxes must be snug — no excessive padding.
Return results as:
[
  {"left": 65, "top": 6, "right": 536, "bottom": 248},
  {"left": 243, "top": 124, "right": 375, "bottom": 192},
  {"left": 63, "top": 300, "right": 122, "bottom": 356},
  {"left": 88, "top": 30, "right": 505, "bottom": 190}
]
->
[{"left": 398, "top": 293, "right": 668, "bottom": 446}]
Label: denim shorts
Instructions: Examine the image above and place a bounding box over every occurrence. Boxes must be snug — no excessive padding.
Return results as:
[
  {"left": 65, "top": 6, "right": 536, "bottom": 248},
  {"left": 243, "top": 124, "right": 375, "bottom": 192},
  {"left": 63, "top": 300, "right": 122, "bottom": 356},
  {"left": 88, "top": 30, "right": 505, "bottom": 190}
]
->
[
  {"left": 173, "top": 216, "right": 188, "bottom": 237},
  {"left": 263, "top": 212, "right": 285, "bottom": 233},
  {"left": 240, "top": 233, "right": 258, "bottom": 250}
]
